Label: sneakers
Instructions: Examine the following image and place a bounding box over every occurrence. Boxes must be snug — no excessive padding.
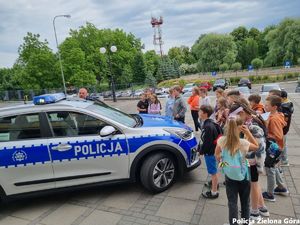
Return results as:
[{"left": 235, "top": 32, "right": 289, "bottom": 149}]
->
[
  {"left": 281, "top": 160, "right": 289, "bottom": 167},
  {"left": 274, "top": 186, "right": 290, "bottom": 196},
  {"left": 202, "top": 191, "right": 219, "bottom": 199},
  {"left": 204, "top": 181, "right": 220, "bottom": 189},
  {"left": 250, "top": 212, "right": 261, "bottom": 220},
  {"left": 262, "top": 192, "right": 276, "bottom": 202},
  {"left": 259, "top": 206, "right": 270, "bottom": 217}
]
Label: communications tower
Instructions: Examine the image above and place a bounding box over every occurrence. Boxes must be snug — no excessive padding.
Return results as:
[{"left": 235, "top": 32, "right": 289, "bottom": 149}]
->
[{"left": 151, "top": 16, "right": 164, "bottom": 57}]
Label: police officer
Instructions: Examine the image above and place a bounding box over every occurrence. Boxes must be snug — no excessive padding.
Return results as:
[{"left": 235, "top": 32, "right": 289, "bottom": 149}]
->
[{"left": 78, "top": 88, "right": 89, "bottom": 99}]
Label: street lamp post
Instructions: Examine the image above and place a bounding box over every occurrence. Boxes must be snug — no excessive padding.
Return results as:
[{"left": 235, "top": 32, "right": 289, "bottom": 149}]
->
[
  {"left": 100, "top": 45, "right": 117, "bottom": 102},
  {"left": 53, "top": 14, "right": 71, "bottom": 95}
]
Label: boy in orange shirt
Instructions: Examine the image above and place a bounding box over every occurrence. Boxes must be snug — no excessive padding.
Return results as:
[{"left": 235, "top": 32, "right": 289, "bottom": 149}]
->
[
  {"left": 262, "top": 95, "right": 288, "bottom": 202},
  {"left": 248, "top": 94, "right": 265, "bottom": 114}
]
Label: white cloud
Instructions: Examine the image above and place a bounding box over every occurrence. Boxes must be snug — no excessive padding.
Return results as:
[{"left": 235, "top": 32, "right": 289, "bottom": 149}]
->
[{"left": 0, "top": 0, "right": 299, "bottom": 67}]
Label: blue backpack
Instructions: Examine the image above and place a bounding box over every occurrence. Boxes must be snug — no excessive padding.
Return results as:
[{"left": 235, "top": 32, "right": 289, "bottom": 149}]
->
[{"left": 221, "top": 149, "right": 249, "bottom": 181}]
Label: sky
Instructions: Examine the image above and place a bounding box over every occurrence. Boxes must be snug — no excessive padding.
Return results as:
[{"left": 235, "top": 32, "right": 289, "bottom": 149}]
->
[{"left": 0, "top": 0, "right": 300, "bottom": 68}]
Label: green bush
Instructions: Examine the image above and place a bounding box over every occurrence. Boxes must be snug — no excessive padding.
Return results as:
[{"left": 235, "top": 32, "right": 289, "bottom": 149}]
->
[
  {"left": 263, "top": 75, "right": 269, "bottom": 80},
  {"left": 256, "top": 76, "right": 262, "bottom": 82}
]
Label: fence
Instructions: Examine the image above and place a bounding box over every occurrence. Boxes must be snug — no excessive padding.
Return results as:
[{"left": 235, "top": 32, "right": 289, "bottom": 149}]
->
[
  {"left": 0, "top": 83, "right": 152, "bottom": 101},
  {"left": 180, "top": 66, "right": 300, "bottom": 81}
]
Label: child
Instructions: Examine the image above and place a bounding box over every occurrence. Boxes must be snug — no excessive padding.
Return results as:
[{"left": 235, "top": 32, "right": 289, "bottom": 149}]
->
[
  {"left": 172, "top": 85, "right": 187, "bottom": 123},
  {"left": 199, "top": 105, "right": 222, "bottom": 199},
  {"left": 199, "top": 87, "right": 210, "bottom": 106},
  {"left": 263, "top": 95, "right": 288, "bottom": 202},
  {"left": 148, "top": 94, "right": 161, "bottom": 114},
  {"left": 215, "top": 116, "right": 258, "bottom": 225},
  {"left": 229, "top": 102, "right": 269, "bottom": 219},
  {"left": 248, "top": 94, "right": 265, "bottom": 115},
  {"left": 226, "top": 90, "right": 241, "bottom": 107},
  {"left": 215, "top": 97, "right": 229, "bottom": 128},
  {"left": 165, "top": 88, "right": 175, "bottom": 118},
  {"left": 213, "top": 88, "right": 225, "bottom": 119},
  {"left": 137, "top": 93, "right": 149, "bottom": 114},
  {"left": 187, "top": 87, "right": 201, "bottom": 131},
  {"left": 280, "top": 90, "right": 294, "bottom": 166}
]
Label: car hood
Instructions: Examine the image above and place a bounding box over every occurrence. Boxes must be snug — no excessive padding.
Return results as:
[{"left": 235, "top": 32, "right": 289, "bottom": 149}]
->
[{"left": 138, "top": 114, "right": 192, "bottom": 130}]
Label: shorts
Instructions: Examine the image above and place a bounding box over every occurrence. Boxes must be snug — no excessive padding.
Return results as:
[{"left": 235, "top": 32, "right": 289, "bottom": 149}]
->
[
  {"left": 204, "top": 155, "right": 218, "bottom": 175},
  {"left": 250, "top": 165, "right": 259, "bottom": 182}
]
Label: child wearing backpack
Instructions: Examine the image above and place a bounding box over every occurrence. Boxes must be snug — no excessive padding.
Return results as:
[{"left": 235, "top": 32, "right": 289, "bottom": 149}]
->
[
  {"left": 215, "top": 115, "right": 259, "bottom": 225},
  {"left": 263, "top": 95, "right": 288, "bottom": 202},
  {"left": 229, "top": 102, "right": 269, "bottom": 219},
  {"left": 280, "top": 90, "right": 294, "bottom": 166},
  {"left": 198, "top": 105, "right": 223, "bottom": 199}
]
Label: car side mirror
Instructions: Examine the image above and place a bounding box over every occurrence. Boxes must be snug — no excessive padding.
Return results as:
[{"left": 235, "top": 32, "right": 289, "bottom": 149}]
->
[{"left": 100, "top": 126, "right": 116, "bottom": 137}]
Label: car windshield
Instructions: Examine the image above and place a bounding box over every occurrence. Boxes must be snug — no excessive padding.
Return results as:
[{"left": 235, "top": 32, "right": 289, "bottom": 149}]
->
[
  {"left": 184, "top": 84, "right": 194, "bottom": 88},
  {"left": 215, "top": 79, "right": 225, "bottom": 84},
  {"left": 237, "top": 87, "right": 250, "bottom": 94},
  {"left": 88, "top": 102, "right": 136, "bottom": 127},
  {"left": 262, "top": 85, "right": 280, "bottom": 92}
]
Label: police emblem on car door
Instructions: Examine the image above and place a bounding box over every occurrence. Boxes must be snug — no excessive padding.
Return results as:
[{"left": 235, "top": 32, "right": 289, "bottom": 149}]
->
[{"left": 46, "top": 111, "right": 129, "bottom": 188}]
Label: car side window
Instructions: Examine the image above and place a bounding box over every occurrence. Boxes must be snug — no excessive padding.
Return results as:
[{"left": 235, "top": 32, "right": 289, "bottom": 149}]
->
[
  {"left": 0, "top": 114, "right": 41, "bottom": 142},
  {"left": 47, "top": 111, "right": 108, "bottom": 137}
]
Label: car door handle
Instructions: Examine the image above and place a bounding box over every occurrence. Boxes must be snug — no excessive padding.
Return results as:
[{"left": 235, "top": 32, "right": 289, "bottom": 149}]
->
[{"left": 52, "top": 144, "right": 72, "bottom": 151}]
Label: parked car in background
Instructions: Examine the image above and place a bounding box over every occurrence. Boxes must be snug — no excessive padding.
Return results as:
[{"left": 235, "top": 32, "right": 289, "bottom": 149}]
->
[
  {"left": 182, "top": 91, "right": 192, "bottom": 98},
  {"left": 261, "top": 83, "right": 281, "bottom": 95},
  {"left": 236, "top": 86, "right": 251, "bottom": 96},
  {"left": 182, "top": 83, "right": 196, "bottom": 93},
  {"left": 133, "top": 89, "right": 144, "bottom": 97},
  {"left": 103, "top": 91, "right": 112, "bottom": 98},
  {"left": 121, "top": 90, "right": 132, "bottom": 97},
  {"left": 212, "top": 79, "right": 230, "bottom": 91},
  {"left": 238, "top": 78, "right": 252, "bottom": 89},
  {"left": 198, "top": 82, "right": 212, "bottom": 91}
]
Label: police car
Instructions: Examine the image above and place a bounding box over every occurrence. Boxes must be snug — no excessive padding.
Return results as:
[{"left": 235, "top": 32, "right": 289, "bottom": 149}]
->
[{"left": 0, "top": 93, "right": 200, "bottom": 198}]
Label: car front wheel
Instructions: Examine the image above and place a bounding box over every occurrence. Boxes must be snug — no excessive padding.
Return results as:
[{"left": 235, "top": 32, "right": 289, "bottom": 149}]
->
[{"left": 140, "top": 153, "right": 176, "bottom": 193}]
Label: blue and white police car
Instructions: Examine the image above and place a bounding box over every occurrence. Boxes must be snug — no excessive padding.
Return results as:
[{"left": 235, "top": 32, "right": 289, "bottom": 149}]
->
[{"left": 0, "top": 93, "right": 200, "bottom": 198}]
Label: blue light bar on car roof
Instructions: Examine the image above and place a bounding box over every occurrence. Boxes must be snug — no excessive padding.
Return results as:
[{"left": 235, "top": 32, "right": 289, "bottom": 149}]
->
[{"left": 33, "top": 93, "right": 66, "bottom": 105}]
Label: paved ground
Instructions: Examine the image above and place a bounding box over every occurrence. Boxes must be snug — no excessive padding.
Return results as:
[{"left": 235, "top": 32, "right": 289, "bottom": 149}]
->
[{"left": 1, "top": 82, "right": 300, "bottom": 225}]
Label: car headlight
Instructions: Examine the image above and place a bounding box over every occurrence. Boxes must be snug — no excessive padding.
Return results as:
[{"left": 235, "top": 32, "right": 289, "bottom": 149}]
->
[{"left": 164, "top": 128, "right": 193, "bottom": 140}]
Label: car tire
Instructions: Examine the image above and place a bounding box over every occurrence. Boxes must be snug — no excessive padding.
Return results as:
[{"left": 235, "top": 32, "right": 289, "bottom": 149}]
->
[{"left": 140, "top": 153, "right": 176, "bottom": 193}]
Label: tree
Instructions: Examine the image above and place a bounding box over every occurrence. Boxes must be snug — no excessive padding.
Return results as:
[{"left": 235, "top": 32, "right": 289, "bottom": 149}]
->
[
  {"left": 192, "top": 33, "right": 237, "bottom": 72},
  {"left": 231, "top": 62, "right": 242, "bottom": 77},
  {"left": 219, "top": 63, "right": 229, "bottom": 73},
  {"left": 251, "top": 58, "right": 263, "bottom": 75},
  {"left": 0, "top": 68, "right": 18, "bottom": 90},
  {"left": 145, "top": 71, "right": 157, "bottom": 87},
  {"left": 15, "top": 32, "right": 59, "bottom": 90},
  {"left": 264, "top": 18, "right": 300, "bottom": 67},
  {"left": 168, "top": 46, "right": 196, "bottom": 65},
  {"left": 144, "top": 50, "right": 160, "bottom": 78},
  {"left": 59, "top": 23, "right": 143, "bottom": 86},
  {"left": 248, "top": 27, "right": 260, "bottom": 41},
  {"left": 132, "top": 53, "right": 146, "bottom": 84},
  {"left": 219, "top": 63, "right": 229, "bottom": 77},
  {"left": 297, "top": 58, "right": 300, "bottom": 66},
  {"left": 69, "top": 70, "right": 97, "bottom": 87},
  {"left": 237, "top": 38, "right": 259, "bottom": 68},
  {"left": 230, "top": 26, "right": 248, "bottom": 42}
]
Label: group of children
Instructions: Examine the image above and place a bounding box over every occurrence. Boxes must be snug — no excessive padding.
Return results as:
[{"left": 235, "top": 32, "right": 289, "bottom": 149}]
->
[
  {"left": 137, "top": 85, "right": 294, "bottom": 225},
  {"left": 137, "top": 86, "right": 188, "bottom": 123},
  {"left": 191, "top": 87, "right": 293, "bottom": 225}
]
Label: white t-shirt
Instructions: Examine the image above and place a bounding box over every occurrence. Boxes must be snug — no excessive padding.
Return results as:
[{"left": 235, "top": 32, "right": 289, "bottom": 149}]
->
[
  {"left": 217, "top": 136, "right": 250, "bottom": 155},
  {"left": 200, "top": 96, "right": 211, "bottom": 106}
]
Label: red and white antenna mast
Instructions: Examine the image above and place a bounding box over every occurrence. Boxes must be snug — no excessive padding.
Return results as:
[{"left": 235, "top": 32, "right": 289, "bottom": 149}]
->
[{"left": 151, "top": 16, "right": 164, "bottom": 57}]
